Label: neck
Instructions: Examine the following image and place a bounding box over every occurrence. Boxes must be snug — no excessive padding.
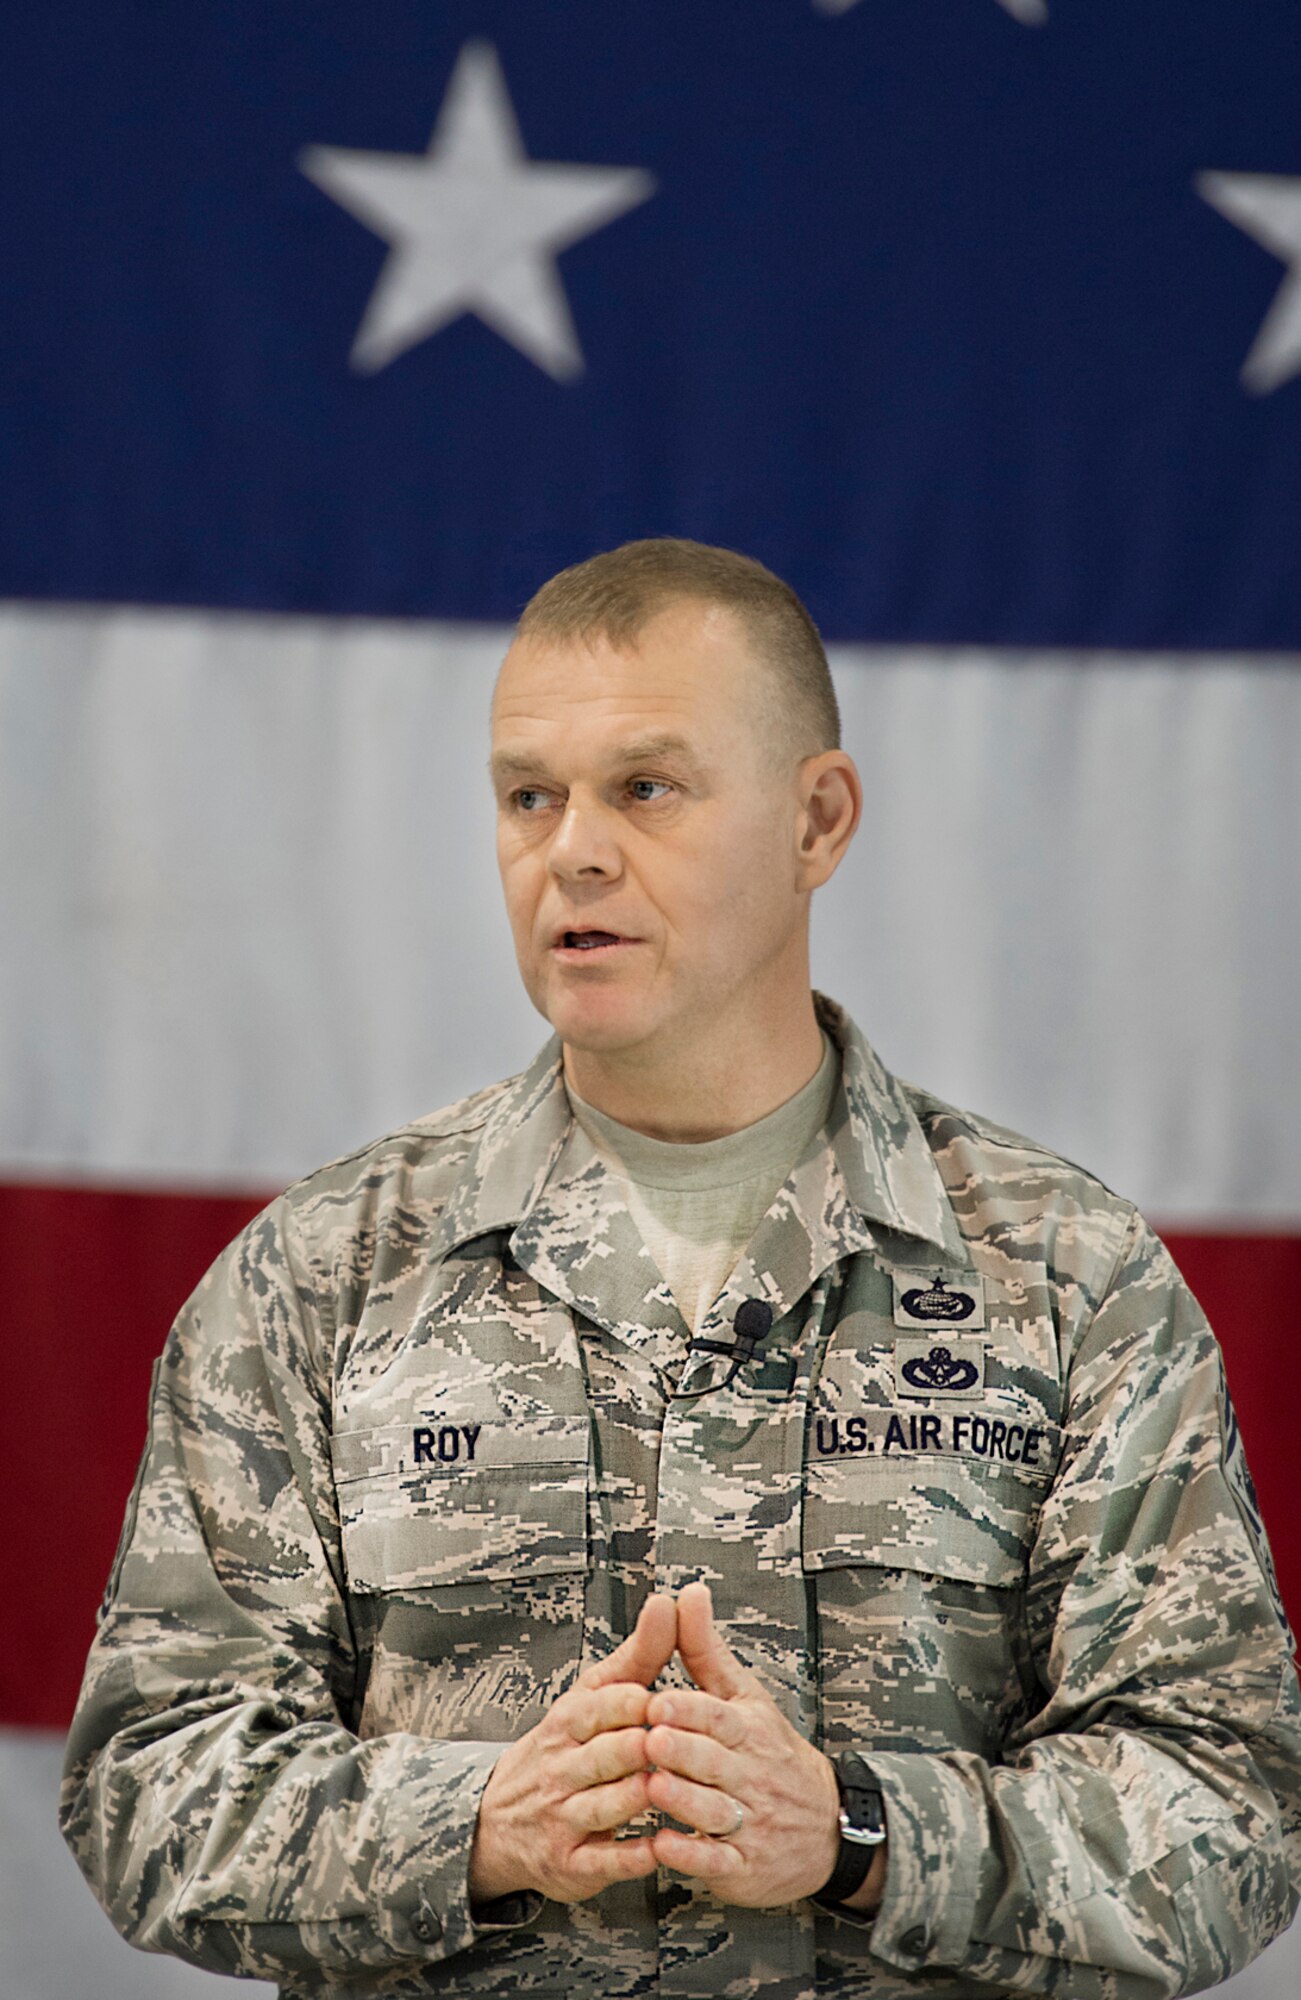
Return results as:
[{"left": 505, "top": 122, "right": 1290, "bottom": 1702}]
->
[{"left": 561, "top": 987, "right": 827, "bottom": 1143}]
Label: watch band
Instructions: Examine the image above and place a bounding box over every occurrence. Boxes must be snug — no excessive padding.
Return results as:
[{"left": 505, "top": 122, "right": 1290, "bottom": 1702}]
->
[{"left": 812, "top": 1752, "right": 887, "bottom": 1910}]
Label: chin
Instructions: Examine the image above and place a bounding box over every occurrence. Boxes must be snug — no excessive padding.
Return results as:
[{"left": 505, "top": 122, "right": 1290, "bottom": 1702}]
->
[{"left": 542, "top": 980, "right": 655, "bottom": 1053}]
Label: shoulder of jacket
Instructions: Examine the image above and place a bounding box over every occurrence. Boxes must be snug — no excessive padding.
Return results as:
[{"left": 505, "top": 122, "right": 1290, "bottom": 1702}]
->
[
  {"left": 269, "top": 1070, "right": 522, "bottom": 1237},
  {"left": 902, "top": 1077, "right": 1124, "bottom": 1195},
  {"left": 899, "top": 1075, "right": 1146, "bottom": 1273},
  {"left": 899, "top": 1085, "right": 1163, "bottom": 1336}
]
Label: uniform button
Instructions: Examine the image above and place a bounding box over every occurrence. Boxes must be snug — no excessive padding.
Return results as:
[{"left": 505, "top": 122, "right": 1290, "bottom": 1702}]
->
[
  {"left": 411, "top": 1908, "right": 442, "bottom": 1945},
  {"left": 900, "top": 1925, "right": 928, "bottom": 1956}
]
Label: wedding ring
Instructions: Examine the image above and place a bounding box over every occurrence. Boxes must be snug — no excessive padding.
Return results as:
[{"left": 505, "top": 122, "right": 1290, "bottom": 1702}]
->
[{"left": 726, "top": 1796, "right": 744, "bottom": 1839}]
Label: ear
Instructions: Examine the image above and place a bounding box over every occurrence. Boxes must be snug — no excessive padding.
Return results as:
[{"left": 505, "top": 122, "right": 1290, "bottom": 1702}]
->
[{"left": 795, "top": 750, "right": 862, "bottom": 892}]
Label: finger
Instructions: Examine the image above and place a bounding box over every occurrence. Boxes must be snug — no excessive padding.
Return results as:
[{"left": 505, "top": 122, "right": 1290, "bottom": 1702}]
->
[
  {"left": 578, "top": 1593, "right": 677, "bottom": 1692},
  {"left": 562, "top": 1681, "right": 651, "bottom": 1744},
  {"left": 646, "top": 1767, "right": 741, "bottom": 1838},
  {"left": 645, "top": 1688, "right": 748, "bottom": 1748},
  {"left": 644, "top": 1723, "right": 737, "bottom": 1791},
  {"left": 652, "top": 1824, "right": 745, "bottom": 1882},
  {"left": 562, "top": 1770, "right": 650, "bottom": 1837},
  {"left": 674, "top": 1582, "right": 754, "bottom": 1700},
  {"left": 568, "top": 1832, "right": 658, "bottom": 1889},
  {"left": 569, "top": 1725, "right": 651, "bottom": 1787}
]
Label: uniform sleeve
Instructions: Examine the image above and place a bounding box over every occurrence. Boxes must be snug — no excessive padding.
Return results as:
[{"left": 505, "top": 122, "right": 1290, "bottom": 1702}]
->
[
  {"left": 58, "top": 1197, "right": 542, "bottom": 1989},
  {"left": 852, "top": 1212, "right": 1301, "bottom": 1997}
]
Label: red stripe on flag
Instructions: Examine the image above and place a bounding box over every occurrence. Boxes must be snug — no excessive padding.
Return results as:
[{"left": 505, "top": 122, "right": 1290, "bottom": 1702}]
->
[
  {"left": 1158, "top": 1229, "right": 1301, "bottom": 1634},
  {"left": 2, "top": 1184, "right": 1298, "bottom": 1730},
  {"left": 2, "top": 1182, "right": 268, "bottom": 1730}
]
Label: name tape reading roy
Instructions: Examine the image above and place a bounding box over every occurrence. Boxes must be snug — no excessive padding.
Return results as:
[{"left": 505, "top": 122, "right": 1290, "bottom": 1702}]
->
[{"left": 412, "top": 1423, "right": 482, "bottom": 1466}]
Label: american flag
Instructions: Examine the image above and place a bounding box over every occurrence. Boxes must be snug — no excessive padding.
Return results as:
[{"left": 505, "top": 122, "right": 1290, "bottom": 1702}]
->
[{"left": 2, "top": 5, "right": 1299, "bottom": 1992}]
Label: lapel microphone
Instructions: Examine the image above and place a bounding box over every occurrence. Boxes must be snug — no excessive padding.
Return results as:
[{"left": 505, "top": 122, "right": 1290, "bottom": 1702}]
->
[{"left": 677, "top": 1298, "right": 775, "bottom": 1398}]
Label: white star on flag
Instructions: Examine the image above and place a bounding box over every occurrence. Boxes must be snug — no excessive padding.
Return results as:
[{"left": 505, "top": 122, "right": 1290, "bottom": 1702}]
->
[
  {"left": 300, "top": 41, "right": 655, "bottom": 379},
  {"left": 814, "top": 0, "right": 1047, "bottom": 22},
  {"left": 1198, "top": 171, "right": 1301, "bottom": 394}
]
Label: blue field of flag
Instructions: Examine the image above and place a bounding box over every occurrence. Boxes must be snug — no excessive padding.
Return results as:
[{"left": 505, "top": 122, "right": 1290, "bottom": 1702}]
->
[{"left": 1, "top": 0, "right": 1299, "bottom": 645}]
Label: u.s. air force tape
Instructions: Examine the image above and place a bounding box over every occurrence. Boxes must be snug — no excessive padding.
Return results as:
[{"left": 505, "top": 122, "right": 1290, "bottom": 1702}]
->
[{"left": 892, "top": 1269, "right": 985, "bottom": 1330}]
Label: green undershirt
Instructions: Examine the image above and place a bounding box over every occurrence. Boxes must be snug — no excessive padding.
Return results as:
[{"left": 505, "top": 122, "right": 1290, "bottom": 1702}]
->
[{"left": 561, "top": 1029, "right": 839, "bottom": 1334}]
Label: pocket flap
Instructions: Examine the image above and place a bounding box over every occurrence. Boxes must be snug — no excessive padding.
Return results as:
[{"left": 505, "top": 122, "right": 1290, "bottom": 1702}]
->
[
  {"left": 334, "top": 1422, "right": 589, "bottom": 1593},
  {"left": 331, "top": 1413, "right": 588, "bottom": 1485},
  {"left": 804, "top": 1452, "right": 1046, "bottom": 1588}
]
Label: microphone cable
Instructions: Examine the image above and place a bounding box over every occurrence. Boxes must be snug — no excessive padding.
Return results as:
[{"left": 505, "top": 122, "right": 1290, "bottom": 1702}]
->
[{"left": 674, "top": 1297, "right": 775, "bottom": 1399}]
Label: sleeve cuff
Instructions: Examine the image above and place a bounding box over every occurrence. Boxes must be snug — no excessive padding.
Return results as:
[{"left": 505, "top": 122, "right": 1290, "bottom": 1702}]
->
[
  {"left": 853, "top": 1750, "right": 984, "bottom": 1973},
  {"left": 370, "top": 1739, "right": 542, "bottom": 1962}
]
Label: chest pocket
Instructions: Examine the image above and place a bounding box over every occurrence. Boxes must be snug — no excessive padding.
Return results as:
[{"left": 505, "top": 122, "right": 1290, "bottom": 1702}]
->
[
  {"left": 331, "top": 1415, "right": 590, "bottom": 1742},
  {"left": 803, "top": 1446, "right": 1055, "bottom": 1761},
  {"left": 332, "top": 1415, "right": 590, "bottom": 1593}
]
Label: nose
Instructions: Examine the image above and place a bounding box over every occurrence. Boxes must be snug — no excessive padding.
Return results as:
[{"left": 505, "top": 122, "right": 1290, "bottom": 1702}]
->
[{"left": 546, "top": 791, "right": 623, "bottom": 882}]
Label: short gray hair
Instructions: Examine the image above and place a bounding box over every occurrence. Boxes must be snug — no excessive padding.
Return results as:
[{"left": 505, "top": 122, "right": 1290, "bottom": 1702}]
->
[{"left": 516, "top": 537, "right": 841, "bottom": 766}]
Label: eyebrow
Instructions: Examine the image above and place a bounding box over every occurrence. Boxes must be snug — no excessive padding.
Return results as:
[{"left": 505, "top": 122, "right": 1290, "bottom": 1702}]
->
[{"left": 488, "top": 733, "right": 709, "bottom": 785}]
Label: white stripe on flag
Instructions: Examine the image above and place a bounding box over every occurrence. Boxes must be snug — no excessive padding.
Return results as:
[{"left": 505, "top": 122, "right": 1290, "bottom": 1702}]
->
[{"left": 2, "top": 603, "right": 1298, "bottom": 1221}]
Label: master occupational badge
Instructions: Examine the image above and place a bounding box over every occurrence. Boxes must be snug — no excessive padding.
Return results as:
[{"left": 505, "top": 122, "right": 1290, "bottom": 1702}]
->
[{"left": 893, "top": 1337, "right": 987, "bottom": 1399}]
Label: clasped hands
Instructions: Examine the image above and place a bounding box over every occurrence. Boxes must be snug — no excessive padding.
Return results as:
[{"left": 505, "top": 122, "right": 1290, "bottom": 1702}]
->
[{"left": 469, "top": 1582, "right": 886, "bottom": 1913}]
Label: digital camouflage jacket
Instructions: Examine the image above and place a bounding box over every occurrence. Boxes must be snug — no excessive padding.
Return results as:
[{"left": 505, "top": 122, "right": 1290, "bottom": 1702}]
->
[{"left": 61, "top": 992, "right": 1301, "bottom": 1999}]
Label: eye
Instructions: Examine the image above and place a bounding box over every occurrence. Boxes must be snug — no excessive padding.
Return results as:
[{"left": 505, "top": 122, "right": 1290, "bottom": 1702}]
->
[{"left": 506, "top": 778, "right": 673, "bottom": 813}]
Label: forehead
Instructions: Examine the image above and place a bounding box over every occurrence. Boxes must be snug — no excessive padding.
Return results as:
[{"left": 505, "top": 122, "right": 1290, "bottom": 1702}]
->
[{"left": 490, "top": 600, "right": 763, "bottom": 767}]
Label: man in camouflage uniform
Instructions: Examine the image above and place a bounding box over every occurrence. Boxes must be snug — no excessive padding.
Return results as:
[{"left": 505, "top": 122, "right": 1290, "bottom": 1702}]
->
[{"left": 62, "top": 540, "right": 1301, "bottom": 1997}]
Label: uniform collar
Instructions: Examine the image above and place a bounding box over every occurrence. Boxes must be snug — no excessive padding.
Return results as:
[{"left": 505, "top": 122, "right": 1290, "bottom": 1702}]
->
[
  {"left": 814, "top": 991, "right": 968, "bottom": 1266},
  {"left": 430, "top": 990, "right": 967, "bottom": 1276}
]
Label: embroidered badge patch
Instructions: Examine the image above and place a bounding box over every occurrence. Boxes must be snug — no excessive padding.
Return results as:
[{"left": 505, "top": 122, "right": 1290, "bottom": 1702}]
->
[
  {"left": 893, "top": 1337, "right": 987, "bottom": 1399},
  {"left": 892, "top": 1269, "right": 985, "bottom": 1329}
]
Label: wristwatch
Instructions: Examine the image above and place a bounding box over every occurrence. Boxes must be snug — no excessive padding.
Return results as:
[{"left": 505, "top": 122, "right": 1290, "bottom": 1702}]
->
[{"left": 811, "top": 1751, "right": 887, "bottom": 1910}]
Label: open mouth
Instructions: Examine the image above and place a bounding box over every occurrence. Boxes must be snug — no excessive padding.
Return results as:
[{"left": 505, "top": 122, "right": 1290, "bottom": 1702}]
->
[{"left": 554, "top": 930, "right": 634, "bottom": 958}]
